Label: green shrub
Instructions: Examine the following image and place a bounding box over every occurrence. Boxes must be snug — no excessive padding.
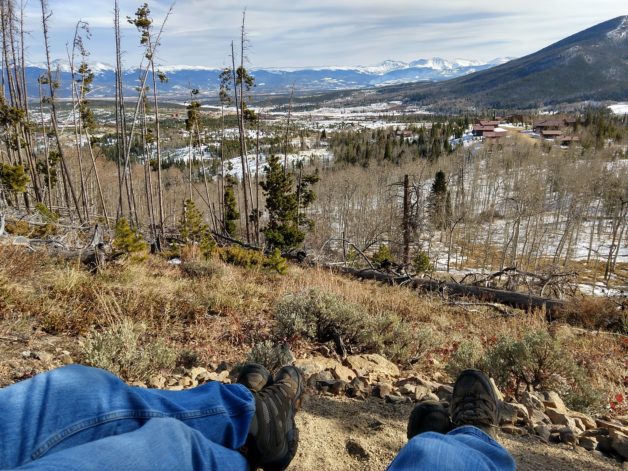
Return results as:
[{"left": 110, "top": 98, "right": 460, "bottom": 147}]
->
[
  {"left": 371, "top": 244, "right": 394, "bottom": 268},
  {"left": 113, "top": 218, "right": 148, "bottom": 255},
  {"left": 273, "top": 289, "right": 416, "bottom": 363},
  {"left": 82, "top": 319, "right": 176, "bottom": 381},
  {"left": 446, "top": 330, "right": 604, "bottom": 412},
  {"left": 181, "top": 259, "right": 225, "bottom": 279},
  {"left": 219, "top": 246, "right": 287, "bottom": 274},
  {"left": 446, "top": 337, "right": 485, "bottom": 378},
  {"left": 412, "top": 251, "right": 433, "bottom": 273},
  {"left": 245, "top": 340, "right": 294, "bottom": 373}
]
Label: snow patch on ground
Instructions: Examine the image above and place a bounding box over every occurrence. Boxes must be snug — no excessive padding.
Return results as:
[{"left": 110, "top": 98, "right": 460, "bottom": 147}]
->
[{"left": 609, "top": 103, "right": 628, "bottom": 115}]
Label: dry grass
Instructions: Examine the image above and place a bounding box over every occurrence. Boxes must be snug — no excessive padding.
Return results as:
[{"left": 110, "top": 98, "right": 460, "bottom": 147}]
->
[{"left": 0, "top": 245, "right": 625, "bottom": 411}]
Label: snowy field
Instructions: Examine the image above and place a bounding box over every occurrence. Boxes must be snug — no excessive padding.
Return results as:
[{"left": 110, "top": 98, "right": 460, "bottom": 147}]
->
[{"left": 609, "top": 103, "right": 628, "bottom": 115}]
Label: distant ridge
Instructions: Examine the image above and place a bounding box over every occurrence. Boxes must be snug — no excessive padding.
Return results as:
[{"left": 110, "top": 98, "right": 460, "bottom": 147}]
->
[
  {"left": 16, "top": 56, "right": 512, "bottom": 99},
  {"left": 371, "top": 16, "right": 628, "bottom": 108}
]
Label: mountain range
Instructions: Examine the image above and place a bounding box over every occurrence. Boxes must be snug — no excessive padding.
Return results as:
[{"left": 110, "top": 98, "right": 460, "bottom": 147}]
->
[
  {"left": 20, "top": 56, "right": 511, "bottom": 99},
  {"left": 368, "top": 16, "right": 628, "bottom": 109}
]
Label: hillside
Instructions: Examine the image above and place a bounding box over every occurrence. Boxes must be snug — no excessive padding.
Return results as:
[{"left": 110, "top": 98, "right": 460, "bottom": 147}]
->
[{"left": 369, "top": 16, "right": 628, "bottom": 108}]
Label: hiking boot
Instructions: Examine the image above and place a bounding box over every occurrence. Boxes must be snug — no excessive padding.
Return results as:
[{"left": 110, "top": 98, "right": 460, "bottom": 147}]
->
[
  {"left": 237, "top": 363, "right": 273, "bottom": 392},
  {"left": 450, "top": 369, "right": 499, "bottom": 438},
  {"left": 406, "top": 401, "right": 452, "bottom": 439},
  {"left": 243, "top": 366, "right": 305, "bottom": 470}
]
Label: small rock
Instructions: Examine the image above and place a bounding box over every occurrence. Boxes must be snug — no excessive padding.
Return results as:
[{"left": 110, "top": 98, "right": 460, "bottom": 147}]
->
[
  {"left": 33, "top": 351, "right": 53, "bottom": 363},
  {"left": 528, "top": 408, "right": 551, "bottom": 426},
  {"left": 578, "top": 436, "right": 598, "bottom": 451},
  {"left": 129, "top": 381, "right": 147, "bottom": 388},
  {"left": 610, "top": 429, "right": 628, "bottom": 459},
  {"left": 534, "top": 424, "right": 551, "bottom": 442},
  {"left": 372, "top": 383, "right": 393, "bottom": 399},
  {"left": 521, "top": 391, "right": 545, "bottom": 412},
  {"left": 217, "top": 370, "right": 230, "bottom": 382},
  {"left": 384, "top": 394, "right": 409, "bottom": 404},
  {"left": 178, "top": 376, "right": 195, "bottom": 388},
  {"left": 540, "top": 391, "right": 567, "bottom": 413},
  {"left": 332, "top": 364, "right": 356, "bottom": 383},
  {"left": 21, "top": 351, "right": 31, "bottom": 358},
  {"left": 59, "top": 353, "right": 73, "bottom": 365},
  {"left": 436, "top": 384, "right": 453, "bottom": 402},
  {"left": 568, "top": 412, "right": 596, "bottom": 430},
  {"left": 148, "top": 374, "right": 167, "bottom": 389},
  {"left": 345, "top": 354, "right": 399, "bottom": 378},
  {"left": 294, "top": 357, "right": 343, "bottom": 379},
  {"left": 398, "top": 383, "right": 417, "bottom": 396},
  {"left": 501, "top": 424, "right": 525, "bottom": 436},
  {"left": 167, "top": 385, "right": 184, "bottom": 391},
  {"left": 559, "top": 427, "right": 578, "bottom": 447},
  {"left": 596, "top": 419, "right": 627, "bottom": 434},
  {"left": 346, "top": 377, "right": 370, "bottom": 399},
  {"left": 368, "top": 419, "right": 385, "bottom": 431},
  {"left": 500, "top": 402, "right": 529, "bottom": 426},
  {"left": 346, "top": 439, "right": 369, "bottom": 461},
  {"left": 189, "top": 367, "right": 208, "bottom": 381},
  {"left": 545, "top": 407, "right": 577, "bottom": 429},
  {"left": 423, "top": 392, "right": 440, "bottom": 402}
]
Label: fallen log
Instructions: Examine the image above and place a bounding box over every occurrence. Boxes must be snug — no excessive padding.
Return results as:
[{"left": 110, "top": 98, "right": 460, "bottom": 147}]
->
[{"left": 331, "top": 266, "right": 567, "bottom": 315}]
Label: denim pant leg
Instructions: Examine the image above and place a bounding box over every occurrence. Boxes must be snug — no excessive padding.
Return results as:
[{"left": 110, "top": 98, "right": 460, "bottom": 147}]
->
[
  {"left": 15, "top": 417, "right": 249, "bottom": 471},
  {"left": 387, "top": 426, "right": 516, "bottom": 471},
  {"left": 0, "top": 365, "right": 255, "bottom": 468}
]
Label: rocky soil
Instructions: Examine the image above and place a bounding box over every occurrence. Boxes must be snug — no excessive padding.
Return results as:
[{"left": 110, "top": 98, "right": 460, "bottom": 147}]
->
[{"left": 1, "top": 335, "right": 625, "bottom": 470}]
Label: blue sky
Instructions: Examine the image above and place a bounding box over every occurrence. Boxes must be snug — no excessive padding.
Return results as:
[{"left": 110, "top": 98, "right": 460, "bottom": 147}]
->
[{"left": 23, "top": 1, "right": 627, "bottom": 68}]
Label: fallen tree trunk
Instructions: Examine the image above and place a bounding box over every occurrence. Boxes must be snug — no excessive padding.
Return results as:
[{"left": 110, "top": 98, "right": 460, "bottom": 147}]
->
[{"left": 332, "top": 266, "right": 566, "bottom": 315}]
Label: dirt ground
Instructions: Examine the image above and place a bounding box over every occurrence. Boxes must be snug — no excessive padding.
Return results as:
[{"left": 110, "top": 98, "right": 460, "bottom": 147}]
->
[{"left": 291, "top": 394, "right": 623, "bottom": 471}]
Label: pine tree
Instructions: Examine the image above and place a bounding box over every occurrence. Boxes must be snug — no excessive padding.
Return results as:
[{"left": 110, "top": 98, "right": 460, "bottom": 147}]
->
[
  {"left": 429, "top": 170, "right": 451, "bottom": 230},
  {"left": 113, "top": 217, "right": 148, "bottom": 254},
  {"left": 223, "top": 177, "right": 240, "bottom": 237},
  {"left": 261, "top": 155, "right": 302, "bottom": 249}
]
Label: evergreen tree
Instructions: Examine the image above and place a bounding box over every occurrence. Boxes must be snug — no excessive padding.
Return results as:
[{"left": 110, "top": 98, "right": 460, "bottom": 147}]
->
[
  {"left": 429, "top": 170, "right": 451, "bottom": 230},
  {"left": 113, "top": 217, "right": 148, "bottom": 254},
  {"left": 261, "top": 155, "right": 302, "bottom": 249},
  {"left": 223, "top": 176, "right": 240, "bottom": 237}
]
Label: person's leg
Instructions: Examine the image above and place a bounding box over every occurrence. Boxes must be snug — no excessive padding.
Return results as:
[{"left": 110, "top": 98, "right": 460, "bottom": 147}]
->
[
  {"left": 0, "top": 365, "right": 255, "bottom": 468},
  {"left": 387, "top": 426, "right": 515, "bottom": 471},
  {"left": 15, "top": 417, "right": 249, "bottom": 471}
]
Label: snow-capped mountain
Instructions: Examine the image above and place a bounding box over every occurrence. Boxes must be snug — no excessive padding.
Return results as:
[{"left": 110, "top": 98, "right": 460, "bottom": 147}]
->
[{"left": 17, "top": 56, "right": 514, "bottom": 98}]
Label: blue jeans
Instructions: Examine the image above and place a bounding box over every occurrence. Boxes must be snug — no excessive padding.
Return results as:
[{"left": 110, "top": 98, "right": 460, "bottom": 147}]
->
[
  {"left": 1, "top": 365, "right": 515, "bottom": 470},
  {"left": 388, "top": 426, "right": 516, "bottom": 471},
  {"left": 0, "top": 365, "right": 255, "bottom": 470}
]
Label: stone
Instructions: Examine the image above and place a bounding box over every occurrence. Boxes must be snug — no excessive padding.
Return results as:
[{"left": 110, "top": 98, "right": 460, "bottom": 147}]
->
[
  {"left": 217, "top": 370, "right": 230, "bottom": 382},
  {"left": 501, "top": 425, "right": 526, "bottom": 436},
  {"left": 189, "top": 367, "right": 208, "bottom": 381},
  {"left": 385, "top": 394, "right": 410, "bottom": 404},
  {"left": 597, "top": 435, "right": 614, "bottom": 454},
  {"left": 545, "top": 407, "right": 577, "bottom": 429},
  {"left": 559, "top": 427, "right": 578, "bottom": 447},
  {"left": 129, "top": 381, "right": 147, "bottom": 388},
  {"left": 372, "top": 383, "right": 393, "bottom": 399},
  {"left": 330, "top": 380, "right": 347, "bottom": 396},
  {"left": 572, "top": 418, "right": 586, "bottom": 433},
  {"left": 345, "top": 354, "right": 399, "bottom": 378},
  {"left": 534, "top": 424, "right": 551, "bottom": 442},
  {"left": 568, "top": 412, "right": 596, "bottom": 430},
  {"left": 521, "top": 391, "right": 545, "bottom": 412},
  {"left": 59, "top": 353, "right": 74, "bottom": 365},
  {"left": 528, "top": 408, "right": 551, "bottom": 426},
  {"left": 610, "top": 429, "right": 628, "bottom": 459},
  {"left": 332, "top": 364, "right": 356, "bottom": 383},
  {"left": 499, "top": 402, "right": 530, "bottom": 425},
  {"left": 20, "top": 351, "right": 31, "bottom": 358},
  {"left": 167, "top": 385, "right": 184, "bottom": 391},
  {"left": 33, "top": 351, "right": 53, "bottom": 363},
  {"left": 578, "top": 436, "right": 598, "bottom": 451},
  {"left": 148, "top": 374, "right": 167, "bottom": 389},
  {"left": 540, "top": 391, "right": 567, "bottom": 413},
  {"left": 395, "top": 376, "right": 440, "bottom": 392},
  {"left": 307, "top": 370, "right": 335, "bottom": 388},
  {"left": 346, "top": 377, "right": 369, "bottom": 400},
  {"left": 398, "top": 384, "right": 417, "bottom": 396},
  {"left": 596, "top": 419, "right": 627, "bottom": 434},
  {"left": 424, "top": 392, "right": 440, "bottom": 402},
  {"left": 179, "top": 376, "right": 195, "bottom": 388},
  {"left": 294, "top": 357, "right": 343, "bottom": 379}
]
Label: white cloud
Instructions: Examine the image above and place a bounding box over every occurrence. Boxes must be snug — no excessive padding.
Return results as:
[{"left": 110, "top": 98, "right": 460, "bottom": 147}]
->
[{"left": 22, "top": 1, "right": 627, "bottom": 68}]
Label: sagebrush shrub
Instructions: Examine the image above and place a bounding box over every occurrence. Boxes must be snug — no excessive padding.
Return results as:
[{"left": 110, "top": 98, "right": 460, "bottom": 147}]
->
[
  {"left": 82, "top": 319, "right": 176, "bottom": 381},
  {"left": 246, "top": 340, "right": 294, "bottom": 373},
  {"left": 273, "top": 289, "right": 417, "bottom": 363},
  {"left": 446, "top": 330, "right": 603, "bottom": 412}
]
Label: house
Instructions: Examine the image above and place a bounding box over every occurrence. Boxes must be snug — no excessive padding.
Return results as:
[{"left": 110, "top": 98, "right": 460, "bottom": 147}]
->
[
  {"left": 541, "top": 130, "right": 563, "bottom": 139},
  {"left": 534, "top": 120, "right": 564, "bottom": 132},
  {"left": 557, "top": 135, "right": 580, "bottom": 146},
  {"left": 472, "top": 125, "right": 496, "bottom": 137},
  {"left": 483, "top": 131, "right": 502, "bottom": 140},
  {"left": 479, "top": 120, "right": 500, "bottom": 127}
]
